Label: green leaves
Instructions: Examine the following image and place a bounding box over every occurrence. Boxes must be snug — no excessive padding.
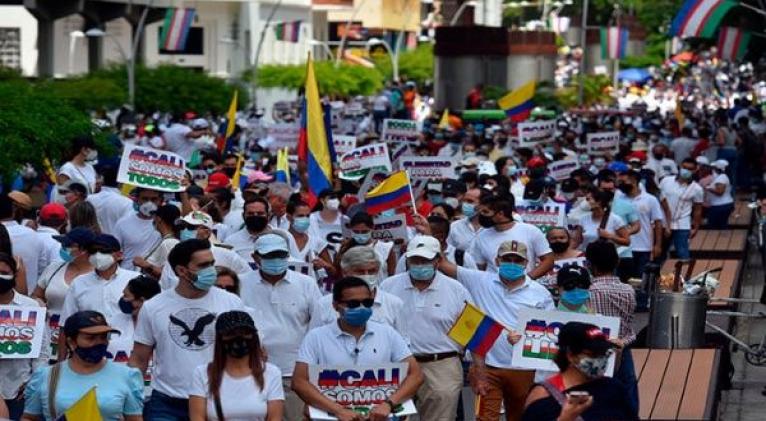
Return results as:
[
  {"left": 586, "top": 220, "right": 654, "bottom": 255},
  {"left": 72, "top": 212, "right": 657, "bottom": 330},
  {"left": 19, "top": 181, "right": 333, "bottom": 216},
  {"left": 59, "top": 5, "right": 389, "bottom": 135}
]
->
[{"left": 254, "top": 61, "right": 383, "bottom": 96}]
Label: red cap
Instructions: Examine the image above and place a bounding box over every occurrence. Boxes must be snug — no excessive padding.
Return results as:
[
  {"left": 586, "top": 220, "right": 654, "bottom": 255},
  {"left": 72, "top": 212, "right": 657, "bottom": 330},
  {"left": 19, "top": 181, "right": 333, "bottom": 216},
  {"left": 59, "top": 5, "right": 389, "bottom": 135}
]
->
[
  {"left": 526, "top": 156, "right": 546, "bottom": 168},
  {"left": 206, "top": 172, "right": 231, "bottom": 192},
  {"left": 40, "top": 203, "right": 67, "bottom": 221}
]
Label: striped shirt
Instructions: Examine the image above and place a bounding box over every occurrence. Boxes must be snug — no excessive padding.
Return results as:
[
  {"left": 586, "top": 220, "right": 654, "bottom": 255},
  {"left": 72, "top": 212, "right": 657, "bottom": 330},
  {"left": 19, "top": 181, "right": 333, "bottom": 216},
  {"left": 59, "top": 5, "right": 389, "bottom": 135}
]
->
[{"left": 589, "top": 275, "right": 636, "bottom": 345}]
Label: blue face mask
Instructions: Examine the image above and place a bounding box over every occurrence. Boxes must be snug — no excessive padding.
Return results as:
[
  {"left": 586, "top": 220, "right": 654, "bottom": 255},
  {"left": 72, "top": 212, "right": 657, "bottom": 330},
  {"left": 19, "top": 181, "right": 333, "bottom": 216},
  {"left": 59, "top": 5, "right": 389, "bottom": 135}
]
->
[
  {"left": 192, "top": 266, "right": 217, "bottom": 291},
  {"left": 462, "top": 203, "right": 476, "bottom": 218},
  {"left": 499, "top": 262, "right": 526, "bottom": 281},
  {"left": 380, "top": 209, "right": 396, "bottom": 218},
  {"left": 353, "top": 232, "right": 371, "bottom": 244},
  {"left": 428, "top": 194, "right": 443, "bottom": 205},
  {"left": 561, "top": 288, "right": 590, "bottom": 306},
  {"left": 679, "top": 168, "right": 693, "bottom": 180},
  {"left": 180, "top": 228, "right": 197, "bottom": 241},
  {"left": 292, "top": 217, "right": 310, "bottom": 233},
  {"left": 260, "top": 258, "right": 288, "bottom": 276},
  {"left": 409, "top": 264, "right": 436, "bottom": 281},
  {"left": 342, "top": 306, "right": 373, "bottom": 326},
  {"left": 59, "top": 248, "right": 74, "bottom": 263}
]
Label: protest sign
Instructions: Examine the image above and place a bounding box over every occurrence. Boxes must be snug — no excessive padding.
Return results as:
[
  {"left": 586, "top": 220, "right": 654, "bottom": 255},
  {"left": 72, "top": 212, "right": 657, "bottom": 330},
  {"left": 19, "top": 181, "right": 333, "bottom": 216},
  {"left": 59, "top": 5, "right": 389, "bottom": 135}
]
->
[
  {"left": 538, "top": 257, "right": 589, "bottom": 291},
  {"left": 0, "top": 306, "right": 46, "bottom": 359},
  {"left": 332, "top": 135, "right": 357, "bottom": 156},
  {"left": 117, "top": 144, "right": 187, "bottom": 192},
  {"left": 340, "top": 143, "right": 392, "bottom": 178},
  {"left": 548, "top": 159, "right": 579, "bottom": 181},
  {"left": 267, "top": 123, "right": 301, "bottom": 151},
  {"left": 287, "top": 261, "right": 312, "bottom": 277},
  {"left": 381, "top": 119, "right": 419, "bottom": 145},
  {"left": 308, "top": 363, "right": 417, "bottom": 420},
  {"left": 587, "top": 131, "right": 620, "bottom": 156},
  {"left": 515, "top": 200, "right": 567, "bottom": 233},
  {"left": 371, "top": 214, "right": 408, "bottom": 242},
  {"left": 517, "top": 120, "right": 556, "bottom": 148},
  {"left": 399, "top": 156, "right": 458, "bottom": 180},
  {"left": 357, "top": 170, "right": 391, "bottom": 200},
  {"left": 512, "top": 308, "right": 620, "bottom": 375}
]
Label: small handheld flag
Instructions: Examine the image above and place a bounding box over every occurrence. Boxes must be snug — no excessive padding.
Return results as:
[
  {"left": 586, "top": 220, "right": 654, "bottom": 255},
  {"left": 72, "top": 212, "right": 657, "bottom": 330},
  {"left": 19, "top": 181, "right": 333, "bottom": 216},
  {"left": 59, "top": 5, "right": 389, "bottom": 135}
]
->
[
  {"left": 448, "top": 302, "right": 505, "bottom": 357},
  {"left": 274, "top": 21, "right": 302, "bottom": 43},
  {"left": 438, "top": 109, "right": 450, "bottom": 129},
  {"left": 364, "top": 171, "right": 413, "bottom": 215},
  {"left": 56, "top": 387, "right": 102, "bottom": 421},
  {"left": 275, "top": 147, "right": 291, "bottom": 185},
  {"left": 497, "top": 80, "right": 536, "bottom": 122},
  {"left": 230, "top": 153, "right": 245, "bottom": 191}
]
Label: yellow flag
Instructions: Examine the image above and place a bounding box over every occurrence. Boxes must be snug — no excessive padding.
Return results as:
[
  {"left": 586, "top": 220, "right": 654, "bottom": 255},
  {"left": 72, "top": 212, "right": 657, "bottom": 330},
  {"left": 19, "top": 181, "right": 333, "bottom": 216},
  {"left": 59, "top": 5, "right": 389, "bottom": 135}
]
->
[
  {"left": 61, "top": 387, "right": 103, "bottom": 421},
  {"left": 230, "top": 153, "right": 245, "bottom": 191},
  {"left": 438, "top": 109, "right": 450, "bottom": 129},
  {"left": 225, "top": 91, "right": 238, "bottom": 140},
  {"left": 675, "top": 98, "right": 685, "bottom": 128}
]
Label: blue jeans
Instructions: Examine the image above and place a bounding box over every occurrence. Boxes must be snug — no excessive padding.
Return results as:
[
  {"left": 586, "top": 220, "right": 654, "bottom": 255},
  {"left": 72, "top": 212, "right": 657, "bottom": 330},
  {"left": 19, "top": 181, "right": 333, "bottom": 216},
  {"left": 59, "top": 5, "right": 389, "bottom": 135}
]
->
[
  {"left": 706, "top": 203, "right": 734, "bottom": 229},
  {"left": 671, "top": 229, "right": 691, "bottom": 260},
  {"left": 144, "top": 390, "right": 189, "bottom": 421},
  {"left": 4, "top": 397, "right": 24, "bottom": 420},
  {"left": 615, "top": 348, "right": 639, "bottom": 416},
  {"left": 633, "top": 251, "right": 652, "bottom": 310}
]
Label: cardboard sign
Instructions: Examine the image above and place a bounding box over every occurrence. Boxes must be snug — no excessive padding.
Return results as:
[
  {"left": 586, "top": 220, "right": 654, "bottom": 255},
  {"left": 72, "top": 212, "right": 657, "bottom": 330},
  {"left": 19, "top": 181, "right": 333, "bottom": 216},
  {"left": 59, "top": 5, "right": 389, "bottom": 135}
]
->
[
  {"left": 517, "top": 120, "right": 556, "bottom": 147},
  {"left": 512, "top": 308, "right": 620, "bottom": 375},
  {"left": 587, "top": 131, "right": 620, "bottom": 156},
  {"left": 288, "top": 261, "right": 312, "bottom": 277},
  {"left": 340, "top": 143, "right": 392, "bottom": 178},
  {"left": 267, "top": 123, "right": 301, "bottom": 151},
  {"left": 332, "top": 135, "right": 357, "bottom": 156},
  {"left": 399, "top": 156, "right": 458, "bottom": 180},
  {"left": 548, "top": 159, "right": 579, "bottom": 181},
  {"left": 0, "top": 306, "right": 46, "bottom": 359},
  {"left": 117, "top": 144, "right": 187, "bottom": 192},
  {"left": 381, "top": 119, "right": 419, "bottom": 144},
  {"left": 308, "top": 363, "right": 417, "bottom": 420},
  {"left": 515, "top": 200, "right": 567, "bottom": 233},
  {"left": 371, "top": 214, "right": 409, "bottom": 242},
  {"left": 390, "top": 144, "right": 411, "bottom": 169},
  {"left": 357, "top": 170, "right": 392, "bottom": 200}
]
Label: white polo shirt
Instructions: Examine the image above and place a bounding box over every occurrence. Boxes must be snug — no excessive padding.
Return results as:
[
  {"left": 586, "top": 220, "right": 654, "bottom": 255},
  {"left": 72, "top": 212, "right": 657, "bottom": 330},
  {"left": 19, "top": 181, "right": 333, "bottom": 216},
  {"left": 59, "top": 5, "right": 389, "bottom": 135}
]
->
[
  {"left": 626, "top": 191, "right": 665, "bottom": 252},
  {"left": 456, "top": 267, "right": 555, "bottom": 369},
  {"left": 310, "top": 289, "right": 405, "bottom": 334},
  {"left": 225, "top": 226, "right": 287, "bottom": 261},
  {"left": 660, "top": 177, "right": 704, "bottom": 230},
  {"left": 469, "top": 222, "right": 551, "bottom": 272},
  {"left": 2, "top": 220, "right": 44, "bottom": 286},
  {"left": 297, "top": 321, "right": 412, "bottom": 366},
  {"left": 448, "top": 217, "right": 484, "bottom": 251},
  {"left": 60, "top": 267, "right": 140, "bottom": 324},
  {"left": 239, "top": 269, "right": 324, "bottom": 376},
  {"left": 379, "top": 272, "right": 473, "bottom": 355}
]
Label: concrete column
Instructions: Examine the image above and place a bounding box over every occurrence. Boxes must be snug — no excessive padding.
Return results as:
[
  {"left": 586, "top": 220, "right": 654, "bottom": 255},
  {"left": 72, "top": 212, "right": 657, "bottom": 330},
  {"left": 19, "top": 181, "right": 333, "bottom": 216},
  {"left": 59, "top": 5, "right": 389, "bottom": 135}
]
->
[
  {"left": 86, "top": 20, "right": 103, "bottom": 71},
  {"left": 36, "top": 17, "right": 55, "bottom": 77}
]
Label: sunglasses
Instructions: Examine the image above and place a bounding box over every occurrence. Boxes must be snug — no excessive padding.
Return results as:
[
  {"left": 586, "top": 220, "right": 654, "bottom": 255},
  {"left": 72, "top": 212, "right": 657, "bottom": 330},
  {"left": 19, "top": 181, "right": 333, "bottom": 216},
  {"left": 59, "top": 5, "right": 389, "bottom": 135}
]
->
[{"left": 340, "top": 298, "right": 374, "bottom": 309}]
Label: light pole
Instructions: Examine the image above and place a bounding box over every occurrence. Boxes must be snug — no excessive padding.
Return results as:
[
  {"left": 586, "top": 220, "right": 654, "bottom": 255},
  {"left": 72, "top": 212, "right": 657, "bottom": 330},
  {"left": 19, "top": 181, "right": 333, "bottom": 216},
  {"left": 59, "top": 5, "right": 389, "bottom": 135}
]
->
[
  {"left": 68, "top": 30, "right": 84, "bottom": 75},
  {"left": 450, "top": 0, "right": 477, "bottom": 26},
  {"left": 366, "top": 37, "right": 398, "bottom": 82},
  {"left": 251, "top": 0, "right": 284, "bottom": 110},
  {"left": 577, "top": 0, "right": 589, "bottom": 107}
]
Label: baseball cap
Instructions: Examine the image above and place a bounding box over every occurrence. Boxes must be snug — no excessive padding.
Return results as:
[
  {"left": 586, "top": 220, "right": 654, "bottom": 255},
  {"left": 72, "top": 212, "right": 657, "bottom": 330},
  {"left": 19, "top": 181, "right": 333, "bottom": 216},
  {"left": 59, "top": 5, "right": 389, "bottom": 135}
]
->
[
  {"left": 523, "top": 178, "right": 545, "bottom": 201},
  {"left": 526, "top": 156, "right": 546, "bottom": 168},
  {"left": 8, "top": 191, "right": 32, "bottom": 210},
  {"left": 40, "top": 203, "right": 67, "bottom": 222},
  {"left": 215, "top": 310, "right": 257, "bottom": 335},
  {"left": 556, "top": 264, "right": 591, "bottom": 290},
  {"left": 206, "top": 172, "right": 231, "bottom": 192},
  {"left": 557, "top": 321, "right": 616, "bottom": 355},
  {"left": 191, "top": 118, "right": 209, "bottom": 130},
  {"left": 63, "top": 310, "right": 120, "bottom": 337},
  {"left": 695, "top": 156, "right": 710, "bottom": 166},
  {"left": 181, "top": 211, "right": 214, "bottom": 229},
  {"left": 54, "top": 227, "right": 96, "bottom": 248},
  {"left": 254, "top": 233, "right": 289, "bottom": 254},
  {"left": 91, "top": 234, "right": 121, "bottom": 252},
  {"left": 442, "top": 179, "right": 467, "bottom": 196},
  {"left": 711, "top": 159, "right": 729, "bottom": 170},
  {"left": 405, "top": 235, "right": 441, "bottom": 260},
  {"left": 607, "top": 161, "right": 629, "bottom": 174},
  {"left": 497, "top": 240, "right": 528, "bottom": 260}
]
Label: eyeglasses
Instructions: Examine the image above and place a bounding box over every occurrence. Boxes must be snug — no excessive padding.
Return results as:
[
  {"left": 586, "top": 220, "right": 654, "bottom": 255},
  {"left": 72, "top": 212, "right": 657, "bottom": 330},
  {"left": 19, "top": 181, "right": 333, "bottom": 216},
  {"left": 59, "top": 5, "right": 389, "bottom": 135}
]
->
[{"left": 340, "top": 298, "right": 374, "bottom": 309}]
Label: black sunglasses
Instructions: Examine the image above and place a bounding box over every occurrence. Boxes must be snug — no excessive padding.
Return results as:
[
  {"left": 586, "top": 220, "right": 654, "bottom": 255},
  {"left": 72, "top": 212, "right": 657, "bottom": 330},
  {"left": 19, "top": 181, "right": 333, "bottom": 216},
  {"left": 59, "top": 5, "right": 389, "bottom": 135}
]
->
[{"left": 341, "top": 298, "right": 374, "bottom": 309}]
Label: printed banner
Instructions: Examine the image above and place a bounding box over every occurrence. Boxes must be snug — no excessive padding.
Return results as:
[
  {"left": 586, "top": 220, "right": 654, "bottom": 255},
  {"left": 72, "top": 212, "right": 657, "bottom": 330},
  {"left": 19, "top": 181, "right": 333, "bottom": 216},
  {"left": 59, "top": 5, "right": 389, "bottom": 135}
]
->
[
  {"left": 548, "top": 159, "right": 579, "bottom": 181},
  {"left": 288, "top": 261, "right": 312, "bottom": 277},
  {"left": 117, "top": 144, "right": 187, "bottom": 192},
  {"left": 399, "top": 156, "right": 458, "bottom": 180},
  {"left": 586, "top": 131, "right": 620, "bottom": 156},
  {"left": 308, "top": 363, "right": 417, "bottom": 420},
  {"left": 342, "top": 213, "right": 409, "bottom": 243},
  {"left": 0, "top": 306, "right": 46, "bottom": 359},
  {"left": 512, "top": 308, "right": 620, "bottom": 375},
  {"left": 381, "top": 119, "right": 419, "bottom": 145},
  {"left": 517, "top": 120, "right": 556, "bottom": 148},
  {"left": 332, "top": 135, "right": 357, "bottom": 156},
  {"left": 514, "top": 200, "right": 567, "bottom": 234},
  {"left": 267, "top": 123, "right": 301, "bottom": 151},
  {"left": 340, "top": 143, "right": 392, "bottom": 178}
]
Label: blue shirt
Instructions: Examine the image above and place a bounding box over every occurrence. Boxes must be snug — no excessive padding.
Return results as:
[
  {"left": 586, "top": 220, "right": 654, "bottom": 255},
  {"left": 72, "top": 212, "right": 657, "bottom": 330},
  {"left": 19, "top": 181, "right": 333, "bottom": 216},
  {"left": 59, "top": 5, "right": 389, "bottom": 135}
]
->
[
  {"left": 610, "top": 196, "right": 639, "bottom": 258},
  {"left": 24, "top": 360, "right": 143, "bottom": 420}
]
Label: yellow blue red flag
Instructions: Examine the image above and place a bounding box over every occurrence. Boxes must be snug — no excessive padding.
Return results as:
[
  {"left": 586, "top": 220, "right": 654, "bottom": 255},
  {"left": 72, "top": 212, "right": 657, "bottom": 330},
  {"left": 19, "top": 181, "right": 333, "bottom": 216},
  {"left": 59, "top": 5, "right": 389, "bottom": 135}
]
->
[
  {"left": 497, "top": 80, "right": 536, "bottom": 122},
  {"left": 448, "top": 302, "right": 504, "bottom": 357},
  {"left": 364, "top": 171, "right": 412, "bottom": 214},
  {"left": 56, "top": 387, "right": 102, "bottom": 421}
]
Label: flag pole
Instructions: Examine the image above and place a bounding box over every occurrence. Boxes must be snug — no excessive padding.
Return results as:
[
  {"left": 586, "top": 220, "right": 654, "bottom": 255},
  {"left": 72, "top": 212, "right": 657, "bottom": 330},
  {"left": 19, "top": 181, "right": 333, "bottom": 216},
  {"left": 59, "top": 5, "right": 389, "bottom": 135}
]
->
[{"left": 404, "top": 170, "right": 418, "bottom": 215}]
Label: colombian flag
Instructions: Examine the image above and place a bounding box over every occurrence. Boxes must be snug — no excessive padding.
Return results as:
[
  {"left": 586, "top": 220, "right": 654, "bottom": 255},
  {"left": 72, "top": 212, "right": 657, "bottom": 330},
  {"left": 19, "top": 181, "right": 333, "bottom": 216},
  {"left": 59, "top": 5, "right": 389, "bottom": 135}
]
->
[
  {"left": 216, "top": 90, "right": 238, "bottom": 153},
  {"left": 297, "top": 55, "right": 334, "bottom": 208},
  {"left": 56, "top": 387, "right": 102, "bottom": 421},
  {"left": 364, "top": 171, "right": 412, "bottom": 215},
  {"left": 497, "top": 80, "right": 536, "bottom": 122},
  {"left": 448, "top": 302, "right": 504, "bottom": 356}
]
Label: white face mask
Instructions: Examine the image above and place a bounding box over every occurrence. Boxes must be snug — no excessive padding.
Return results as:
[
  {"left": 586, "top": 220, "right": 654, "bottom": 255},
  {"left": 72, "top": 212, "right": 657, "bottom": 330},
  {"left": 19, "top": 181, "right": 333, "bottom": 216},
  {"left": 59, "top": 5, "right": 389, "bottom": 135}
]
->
[
  {"left": 356, "top": 274, "right": 379, "bottom": 289},
  {"left": 325, "top": 199, "right": 340, "bottom": 211},
  {"left": 138, "top": 201, "right": 158, "bottom": 217},
  {"left": 85, "top": 149, "right": 98, "bottom": 162},
  {"left": 89, "top": 252, "right": 116, "bottom": 271},
  {"left": 578, "top": 199, "right": 592, "bottom": 212}
]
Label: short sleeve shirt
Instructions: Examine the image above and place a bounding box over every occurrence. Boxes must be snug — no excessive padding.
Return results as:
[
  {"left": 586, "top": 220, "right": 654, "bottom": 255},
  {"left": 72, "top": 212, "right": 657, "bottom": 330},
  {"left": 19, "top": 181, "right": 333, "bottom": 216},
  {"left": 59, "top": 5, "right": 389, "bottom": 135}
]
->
[{"left": 297, "top": 321, "right": 412, "bottom": 366}]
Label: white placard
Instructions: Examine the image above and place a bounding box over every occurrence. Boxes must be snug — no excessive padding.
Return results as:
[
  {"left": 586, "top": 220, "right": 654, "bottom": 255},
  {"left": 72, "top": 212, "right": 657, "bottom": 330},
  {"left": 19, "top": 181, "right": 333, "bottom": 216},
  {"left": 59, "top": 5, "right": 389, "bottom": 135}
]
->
[
  {"left": 399, "top": 156, "right": 458, "bottom": 180},
  {"left": 267, "top": 122, "right": 301, "bottom": 151},
  {"left": 339, "top": 143, "right": 392, "bottom": 178},
  {"left": 587, "top": 131, "right": 620, "bottom": 156},
  {"left": 381, "top": 119, "right": 419, "bottom": 144},
  {"left": 517, "top": 120, "right": 556, "bottom": 147},
  {"left": 548, "top": 159, "right": 580, "bottom": 181},
  {"left": 371, "top": 214, "right": 409, "bottom": 242},
  {"left": 514, "top": 200, "right": 567, "bottom": 234},
  {"left": 0, "top": 306, "right": 47, "bottom": 359},
  {"left": 332, "top": 135, "right": 357, "bottom": 156},
  {"left": 117, "top": 144, "right": 187, "bottom": 192}
]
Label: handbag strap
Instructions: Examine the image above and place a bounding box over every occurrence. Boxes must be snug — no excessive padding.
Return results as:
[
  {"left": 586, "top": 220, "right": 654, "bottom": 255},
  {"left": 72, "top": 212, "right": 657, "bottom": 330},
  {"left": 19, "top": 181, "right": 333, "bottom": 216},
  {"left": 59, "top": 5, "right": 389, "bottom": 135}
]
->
[
  {"left": 48, "top": 362, "right": 63, "bottom": 420},
  {"left": 539, "top": 381, "right": 585, "bottom": 421},
  {"left": 213, "top": 392, "right": 225, "bottom": 421}
]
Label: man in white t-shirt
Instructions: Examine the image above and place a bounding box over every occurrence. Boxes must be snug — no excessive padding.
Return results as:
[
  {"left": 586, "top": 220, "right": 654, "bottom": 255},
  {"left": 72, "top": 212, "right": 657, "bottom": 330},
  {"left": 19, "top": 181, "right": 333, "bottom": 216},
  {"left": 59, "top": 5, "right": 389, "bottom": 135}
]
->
[
  {"left": 129, "top": 239, "right": 244, "bottom": 420},
  {"left": 646, "top": 143, "right": 678, "bottom": 183},
  {"left": 226, "top": 196, "right": 279, "bottom": 261},
  {"left": 448, "top": 187, "right": 484, "bottom": 252},
  {"left": 132, "top": 205, "right": 180, "bottom": 279},
  {"left": 113, "top": 187, "right": 163, "bottom": 271},
  {"left": 163, "top": 118, "right": 210, "bottom": 161},
  {"left": 35, "top": 203, "right": 68, "bottom": 273},
  {"left": 660, "top": 158, "right": 704, "bottom": 260},
  {"left": 86, "top": 165, "right": 133, "bottom": 235},
  {"left": 705, "top": 160, "right": 734, "bottom": 229},
  {"left": 470, "top": 195, "right": 553, "bottom": 278}
]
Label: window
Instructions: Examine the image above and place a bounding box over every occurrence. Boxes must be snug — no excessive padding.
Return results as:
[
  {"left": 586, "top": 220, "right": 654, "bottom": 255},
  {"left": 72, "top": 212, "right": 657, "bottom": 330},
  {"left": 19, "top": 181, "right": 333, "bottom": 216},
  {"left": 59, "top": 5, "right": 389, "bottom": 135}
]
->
[
  {"left": 0, "top": 28, "right": 21, "bottom": 69},
  {"left": 158, "top": 26, "right": 204, "bottom": 55}
]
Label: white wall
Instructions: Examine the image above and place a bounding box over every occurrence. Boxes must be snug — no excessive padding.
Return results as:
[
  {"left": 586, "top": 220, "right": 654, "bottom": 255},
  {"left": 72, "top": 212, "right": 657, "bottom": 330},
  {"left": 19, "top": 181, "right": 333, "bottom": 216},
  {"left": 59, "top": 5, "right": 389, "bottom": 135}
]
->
[
  {"left": 474, "top": 0, "right": 502, "bottom": 27},
  {"left": 0, "top": 6, "right": 37, "bottom": 76}
]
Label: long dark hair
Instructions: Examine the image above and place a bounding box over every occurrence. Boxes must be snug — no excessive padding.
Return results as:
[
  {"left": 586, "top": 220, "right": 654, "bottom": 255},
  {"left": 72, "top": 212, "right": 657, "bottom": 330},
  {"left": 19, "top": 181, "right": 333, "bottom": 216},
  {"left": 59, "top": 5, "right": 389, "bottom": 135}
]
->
[
  {"left": 207, "top": 328, "right": 265, "bottom": 396},
  {"left": 0, "top": 224, "right": 12, "bottom": 257}
]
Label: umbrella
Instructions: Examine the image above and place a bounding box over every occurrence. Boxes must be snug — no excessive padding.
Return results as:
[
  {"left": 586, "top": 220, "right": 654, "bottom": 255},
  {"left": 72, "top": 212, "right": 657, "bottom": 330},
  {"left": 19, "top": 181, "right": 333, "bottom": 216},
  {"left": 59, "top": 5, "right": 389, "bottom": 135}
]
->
[{"left": 617, "top": 68, "right": 652, "bottom": 83}]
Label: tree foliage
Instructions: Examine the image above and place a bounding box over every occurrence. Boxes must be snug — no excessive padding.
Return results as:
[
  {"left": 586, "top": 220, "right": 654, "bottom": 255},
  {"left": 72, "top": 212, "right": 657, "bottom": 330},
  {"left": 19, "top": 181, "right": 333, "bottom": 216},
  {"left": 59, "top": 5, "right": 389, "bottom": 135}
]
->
[
  {"left": 555, "top": 74, "right": 614, "bottom": 108},
  {"left": 371, "top": 44, "right": 435, "bottom": 85},
  {"left": 254, "top": 61, "right": 383, "bottom": 97}
]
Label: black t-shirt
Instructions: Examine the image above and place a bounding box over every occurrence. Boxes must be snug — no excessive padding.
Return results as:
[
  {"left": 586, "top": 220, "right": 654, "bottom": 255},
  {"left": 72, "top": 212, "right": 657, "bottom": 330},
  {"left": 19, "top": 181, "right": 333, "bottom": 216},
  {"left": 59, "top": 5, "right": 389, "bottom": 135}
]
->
[{"left": 521, "top": 377, "right": 638, "bottom": 421}]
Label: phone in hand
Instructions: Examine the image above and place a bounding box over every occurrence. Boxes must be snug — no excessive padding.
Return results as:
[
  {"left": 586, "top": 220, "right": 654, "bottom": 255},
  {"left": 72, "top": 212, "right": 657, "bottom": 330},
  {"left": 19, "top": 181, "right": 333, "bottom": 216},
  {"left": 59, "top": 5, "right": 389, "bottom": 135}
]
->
[{"left": 566, "top": 391, "right": 591, "bottom": 404}]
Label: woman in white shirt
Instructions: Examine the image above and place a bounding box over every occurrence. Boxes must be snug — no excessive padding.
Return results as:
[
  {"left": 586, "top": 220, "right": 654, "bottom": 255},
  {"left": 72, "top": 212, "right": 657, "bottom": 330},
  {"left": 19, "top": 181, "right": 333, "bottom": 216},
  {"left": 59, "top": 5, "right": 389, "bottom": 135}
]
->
[
  {"left": 190, "top": 310, "right": 284, "bottom": 421},
  {"left": 286, "top": 200, "right": 334, "bottom": 278},
  {"left": 56, "top": 135, "right": 98, "bottom": 198},
  {"left": 573, "top": 188, "right": 630, "bottom": 251},
  {"left": 705, "top": 160, "right": 734, "bottom": 229}
]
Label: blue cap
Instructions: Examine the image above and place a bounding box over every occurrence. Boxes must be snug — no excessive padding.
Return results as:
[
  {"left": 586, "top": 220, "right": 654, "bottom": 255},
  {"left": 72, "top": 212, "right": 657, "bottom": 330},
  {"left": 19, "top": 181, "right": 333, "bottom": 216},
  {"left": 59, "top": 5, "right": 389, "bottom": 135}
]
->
[
  {"left": 607, "top": 161, "right": 630, "bottom": 174},
  {"left": 91, "top": 234, "right": 121, "bottom": 252},
  {"left": 254, "top": 233, "right": 289, "bottom": 254},
  {"left": 53, "top": 227, "right": 96, "bottom": 248}
]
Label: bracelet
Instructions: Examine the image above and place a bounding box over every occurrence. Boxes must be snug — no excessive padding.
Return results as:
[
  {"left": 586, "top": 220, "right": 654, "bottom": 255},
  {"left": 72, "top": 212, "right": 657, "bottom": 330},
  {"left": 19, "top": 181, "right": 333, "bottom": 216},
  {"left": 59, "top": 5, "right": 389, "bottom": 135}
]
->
[{"left": 384, "top": 399, "right": 396, "bottom": 412}]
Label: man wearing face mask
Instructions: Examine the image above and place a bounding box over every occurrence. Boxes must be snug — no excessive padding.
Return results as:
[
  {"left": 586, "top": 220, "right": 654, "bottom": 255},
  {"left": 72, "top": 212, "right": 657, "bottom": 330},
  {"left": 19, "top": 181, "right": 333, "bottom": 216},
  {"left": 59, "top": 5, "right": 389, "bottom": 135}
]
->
[
  {"left": 379, "top": 235, "right": 473, "bottom": 421},
  {"left": 646, "top": 144, "right": 678, "bottom": 183},
  {"left": 59, "top": 234, "right": 139, "bottom": 359},
  {"left": 659, "top": 158, "right": 704, "bottom": 261},
  {"left": 396, "top": 216, "right": 478, "bottom": 272},
  {"left": 129, "top": 239, "right": 244, "bottom": 420},
  {"left": 113, "top": 187, "right": 163, "bottom": 271},
  {"left": 448, "top": 187, "right": 485, "bottom": 253},
  {"left": 308, "top": 190, "right": 349, "bottom": 253},
  {"left": 239, "top": 233, "right": 323, "bottom": 421},
  {"left": 132, "top": 205, "right": 180, "bottom": 279},
  {"left": 438, "top": 240, "right": 555, "bottom": 421},
  {"left": 285, "top": 200, "right": 334, "bottom": 278},
  {"left": 226, "top": 196, "right": 279, "bottom": 261}
]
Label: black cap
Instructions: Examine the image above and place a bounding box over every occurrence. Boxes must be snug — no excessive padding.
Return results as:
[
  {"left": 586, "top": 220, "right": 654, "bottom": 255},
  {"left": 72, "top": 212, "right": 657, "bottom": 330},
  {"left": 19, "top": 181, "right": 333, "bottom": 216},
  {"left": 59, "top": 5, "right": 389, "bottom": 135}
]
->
[
  {"left": 556, "top": 263, "right": 591, "bottom": 290},
  {"left": 54, "top": 227, "right": 96, "bottom": 248},
  {"left": 63, "top": 310, "right": 120, "bottom": 338},
  {"left": 523, "top": 178, "right": 545, "bottom": 200},
  {"left": 91, "top": 234, "right": 121, "bottom": 252},
  {"left": 557, "top": 321, "right": 616, "bottom": 355},
  {"left": 215, "top": 310, "right": 257, "bottom": 335},
  {"left": 561, "top": 178, "right": 578, "bottom": 194},
  {"left": 442, "top": 179, "right": 467, "bottom": 196}
]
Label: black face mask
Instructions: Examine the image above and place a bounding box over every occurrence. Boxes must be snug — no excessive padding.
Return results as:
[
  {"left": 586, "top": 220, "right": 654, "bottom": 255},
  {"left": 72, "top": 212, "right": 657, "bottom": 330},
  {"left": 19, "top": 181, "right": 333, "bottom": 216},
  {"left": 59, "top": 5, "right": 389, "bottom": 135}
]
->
[
  {"left": 478, "top": 214, "right": 495, "bottom": 228},
  {"left": 0, "top": 275, "right": 15, "bottom": 294},
  {"left": 617, "top": 183, "right": 634, "bottom": 194},
  {"left": 222, "top": 167, "right": 236, "bottom": 178},
  {"left": 652, "top": 153, "right": 664, "bottom": 160},
  {"left": 549, "top": 241, "right": 569, "bottom": 254},
  {"left": 222, "top": 337, "right": 251, "bottom": 358},
  {"left": 244, "top": 216, "right": 268, "bottom": 232},
  {"left": 74, "top": 343, "right": 109, "bottom": 364}
]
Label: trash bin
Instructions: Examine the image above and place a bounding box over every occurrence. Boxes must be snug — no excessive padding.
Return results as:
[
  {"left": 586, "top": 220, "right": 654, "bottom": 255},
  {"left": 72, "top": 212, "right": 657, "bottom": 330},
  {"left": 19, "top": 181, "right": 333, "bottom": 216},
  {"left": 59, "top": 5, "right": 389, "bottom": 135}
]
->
[{"left": 647, "top": 292, "right": 708, "bottom": 349}]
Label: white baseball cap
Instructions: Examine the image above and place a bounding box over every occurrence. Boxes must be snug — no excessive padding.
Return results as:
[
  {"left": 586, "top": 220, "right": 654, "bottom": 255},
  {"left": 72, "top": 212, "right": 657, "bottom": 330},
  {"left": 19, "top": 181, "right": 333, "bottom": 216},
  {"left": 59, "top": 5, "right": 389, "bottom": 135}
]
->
[
  {"left": 405, "top": 235, "right": 441, "bottom": 260},
  {"left": 711, "top": 159, "right": 729, "bottom": 170},
  {"left": 181, "top": 211, "right": 214, "bottom": 229},
  {"left": 191, "top": 118, "right": 209, "bottom": 130}
]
